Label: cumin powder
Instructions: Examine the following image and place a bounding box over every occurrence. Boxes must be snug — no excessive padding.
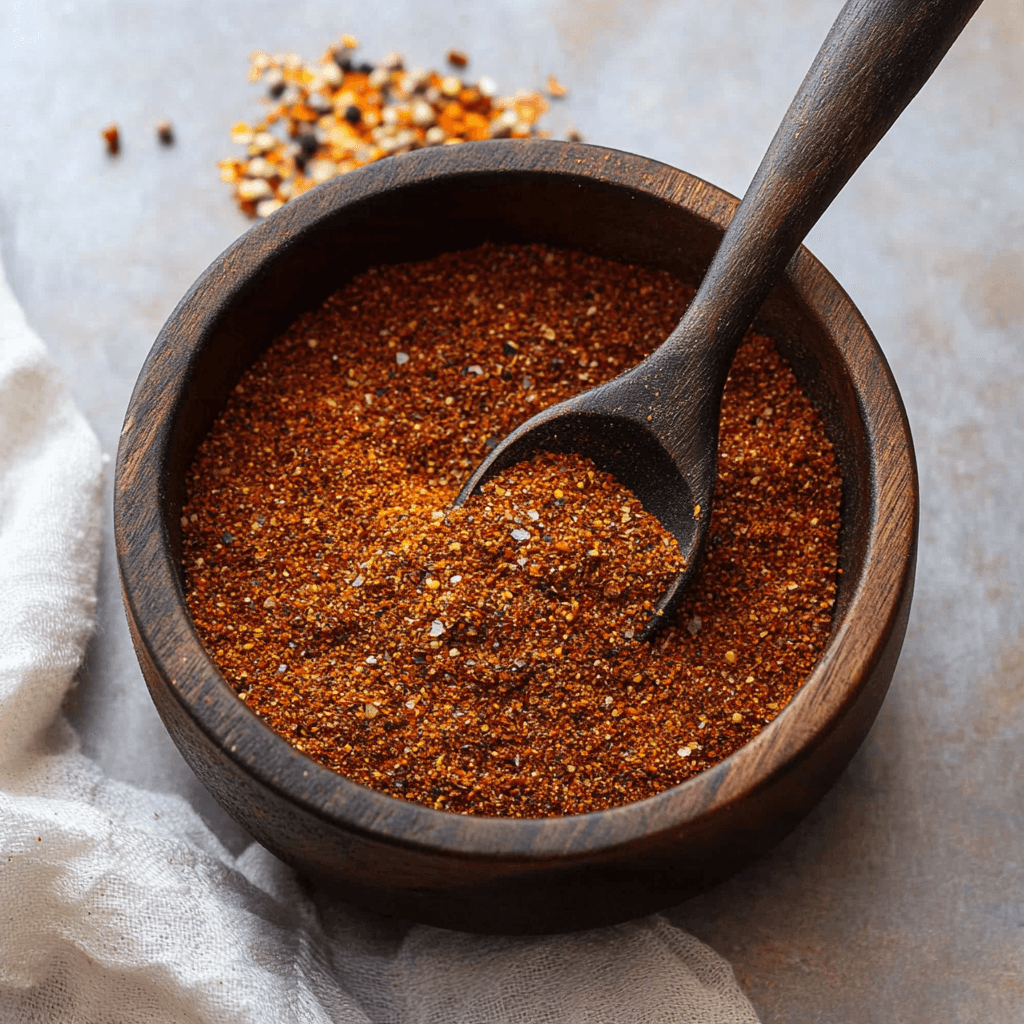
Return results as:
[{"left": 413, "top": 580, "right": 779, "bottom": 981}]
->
[{"left": 182, "top": 242, "right": 841, "bottom": 817}]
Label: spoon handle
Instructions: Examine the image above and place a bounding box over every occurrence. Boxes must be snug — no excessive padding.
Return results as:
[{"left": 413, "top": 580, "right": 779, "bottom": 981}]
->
[{"left": 665, "top": 0, "right": 982, "bottom": 386}]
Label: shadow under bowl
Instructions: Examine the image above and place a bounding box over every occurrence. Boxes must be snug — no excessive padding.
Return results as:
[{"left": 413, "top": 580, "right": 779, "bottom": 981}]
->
[{"left": 114, "top": 139, "right": 918, "bottom": 935}]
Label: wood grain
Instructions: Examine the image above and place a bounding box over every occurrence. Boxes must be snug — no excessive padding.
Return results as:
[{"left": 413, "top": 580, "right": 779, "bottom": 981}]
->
[{"left": 114, "top": 140, "right": 917, "bottom": 933}]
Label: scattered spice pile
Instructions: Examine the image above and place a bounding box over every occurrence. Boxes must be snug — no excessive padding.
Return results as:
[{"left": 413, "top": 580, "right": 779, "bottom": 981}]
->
[
  {"left": 220, "top": 37, "right": 558, "bottom": 219},
  {"left": 183, "top": 243, "right": 841, "bottom": 817}
]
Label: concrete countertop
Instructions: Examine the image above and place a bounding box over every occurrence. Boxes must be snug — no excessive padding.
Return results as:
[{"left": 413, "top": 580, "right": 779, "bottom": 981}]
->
[{"left": 2, "top": 1, "right": 1022, "bottom": 1020}]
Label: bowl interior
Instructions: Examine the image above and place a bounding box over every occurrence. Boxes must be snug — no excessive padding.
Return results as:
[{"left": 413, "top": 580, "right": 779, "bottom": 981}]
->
[{"left": 162, "top": 155, "right": 870, "bottom": 631}]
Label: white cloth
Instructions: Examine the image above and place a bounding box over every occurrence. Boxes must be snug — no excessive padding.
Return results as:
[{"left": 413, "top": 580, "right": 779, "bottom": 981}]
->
[{"left": 0, "top": 260, "right": 761, "bottom": 1024}]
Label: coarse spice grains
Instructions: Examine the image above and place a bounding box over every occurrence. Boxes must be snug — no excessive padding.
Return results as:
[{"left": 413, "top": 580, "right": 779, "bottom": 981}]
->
[
  {"left": 220, "top": 37, "right": 559, "bottom": 219},
  {"left": 182, "top": 242, "right": 842, "bottom": 818}
]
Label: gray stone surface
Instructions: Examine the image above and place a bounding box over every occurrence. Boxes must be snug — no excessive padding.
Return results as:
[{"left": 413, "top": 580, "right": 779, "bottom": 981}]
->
[{"left": 2, "top": 1, "right": 1022, "bottom": 1020}]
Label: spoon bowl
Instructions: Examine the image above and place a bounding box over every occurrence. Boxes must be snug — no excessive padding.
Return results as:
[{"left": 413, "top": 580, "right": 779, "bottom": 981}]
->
[{"left": 454, "top": 355, "right": 716, "bottom": 635}]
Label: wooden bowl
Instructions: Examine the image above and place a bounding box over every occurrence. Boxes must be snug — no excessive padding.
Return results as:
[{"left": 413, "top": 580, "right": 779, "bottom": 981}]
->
[{"left": 115, "top": 140, "right": 917, "bottom": 935}]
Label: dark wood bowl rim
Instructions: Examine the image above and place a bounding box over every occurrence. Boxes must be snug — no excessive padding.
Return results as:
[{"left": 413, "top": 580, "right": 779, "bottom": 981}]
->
[{"left": 115, "top": 139, "right": 917, "bottom": 862}]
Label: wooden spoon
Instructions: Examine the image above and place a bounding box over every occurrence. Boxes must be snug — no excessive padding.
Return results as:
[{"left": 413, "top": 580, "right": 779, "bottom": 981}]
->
[{"left": 455, "top": 0, "right": 980, "bottom": 635}]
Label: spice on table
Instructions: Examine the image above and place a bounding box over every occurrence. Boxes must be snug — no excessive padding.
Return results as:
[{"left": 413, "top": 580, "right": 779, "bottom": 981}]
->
[
  {"left": 546, "top": 74, "right": 568, "bottom": 98},
  {"left": 183, "top": 242, "right": 842, "bottom": 818},
  {"left": 101, "top": 123, "right": 120, "bottom": 154},
  {"left": 219, "top": 37, "right": 554, "bottom": 219},
  {"left": 156, "top": 119, "right": 174, "bottom": 145}
]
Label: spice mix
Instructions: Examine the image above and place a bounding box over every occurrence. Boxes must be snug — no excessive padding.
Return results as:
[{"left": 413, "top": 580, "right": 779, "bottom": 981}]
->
[{"left": 183, "top": 243, "right": 841, "bottom": 817}]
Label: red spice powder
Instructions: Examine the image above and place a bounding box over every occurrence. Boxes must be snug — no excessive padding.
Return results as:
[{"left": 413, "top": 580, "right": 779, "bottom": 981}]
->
[{"left": 182, "top": 242, "right": 841, "bottom": 817}]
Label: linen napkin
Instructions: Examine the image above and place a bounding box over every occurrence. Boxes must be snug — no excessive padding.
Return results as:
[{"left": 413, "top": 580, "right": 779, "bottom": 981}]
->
[{"left": 0, "top": 258, "right": 760, "bottom": 1024}]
